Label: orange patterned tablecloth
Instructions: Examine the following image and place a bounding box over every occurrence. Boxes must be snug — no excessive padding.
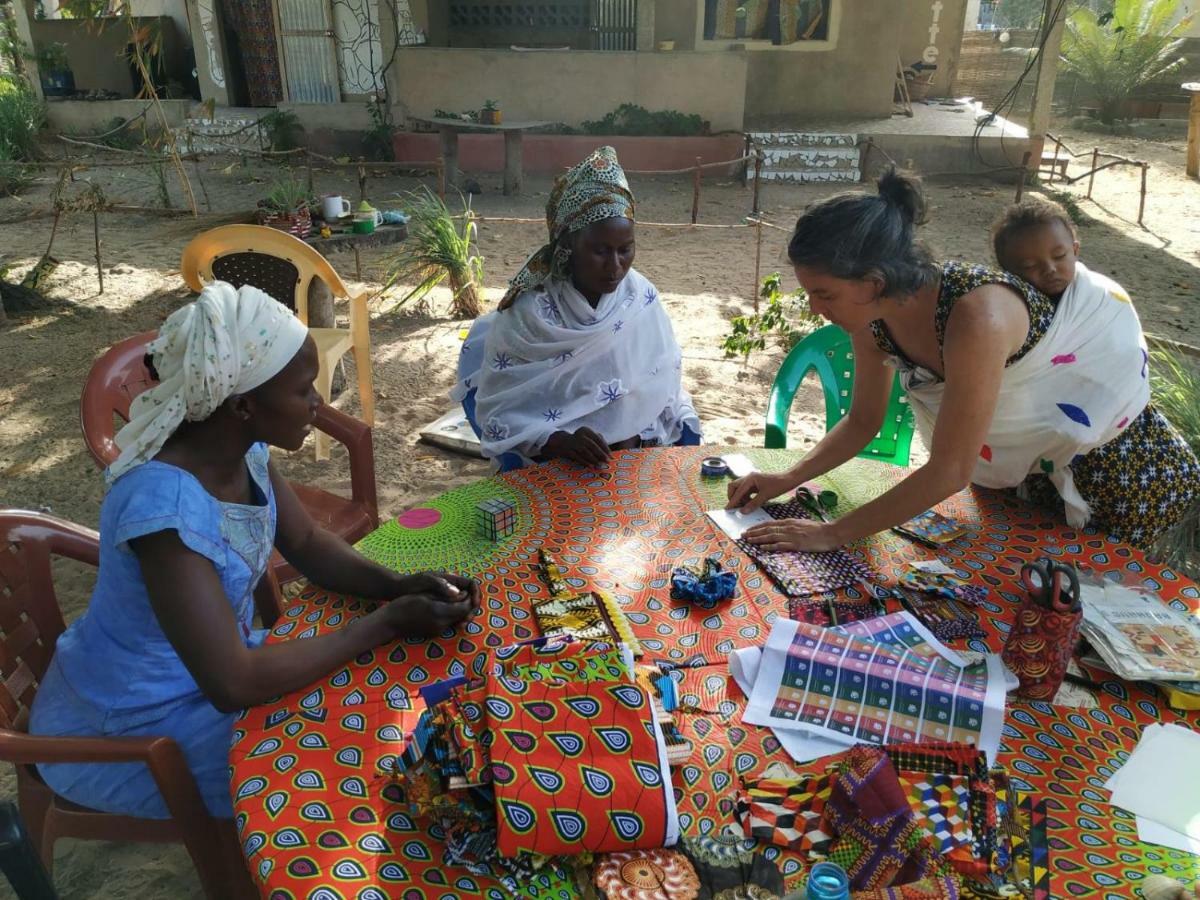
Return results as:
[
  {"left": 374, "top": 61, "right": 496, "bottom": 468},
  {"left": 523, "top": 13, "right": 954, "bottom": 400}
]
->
[{"left": 230, "top": 447, "right": 1200, "bottom": 899}]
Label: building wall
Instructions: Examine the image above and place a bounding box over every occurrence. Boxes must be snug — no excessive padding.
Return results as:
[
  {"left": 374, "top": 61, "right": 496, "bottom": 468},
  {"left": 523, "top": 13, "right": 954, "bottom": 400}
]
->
[
  {"left": 28, "top": 15, "right": 187, "bottom": 97},
  {"left": 741, "top": 0, "right": 898, "bottom": 120},
  {"left": 388, "top": 47, "right": 747, "bottom": 131},
  {"left": 898, "top": 0, "right": 968, "bottom": 96}
]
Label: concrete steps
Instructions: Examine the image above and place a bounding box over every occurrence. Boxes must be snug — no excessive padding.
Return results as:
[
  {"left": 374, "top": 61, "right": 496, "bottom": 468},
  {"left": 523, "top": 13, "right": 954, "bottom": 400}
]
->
[
  {"left": 749, "top": 131, "right": 862, "bottom": 184},
  {"left": 175, "top": 107, "right": 268, "bottom": 155}
]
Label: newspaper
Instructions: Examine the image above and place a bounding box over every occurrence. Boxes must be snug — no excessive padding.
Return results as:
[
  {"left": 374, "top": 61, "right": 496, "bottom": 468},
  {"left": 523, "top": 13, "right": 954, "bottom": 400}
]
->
[{"left": 1079, "top": 580, "right": 1200, "bottom": 681}]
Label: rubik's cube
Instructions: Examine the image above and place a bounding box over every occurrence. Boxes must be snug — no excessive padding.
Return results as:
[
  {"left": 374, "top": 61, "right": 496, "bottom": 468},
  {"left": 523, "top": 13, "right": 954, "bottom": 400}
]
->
[{"left": 475, "top": 498, "right": 516, "bottom": 541}]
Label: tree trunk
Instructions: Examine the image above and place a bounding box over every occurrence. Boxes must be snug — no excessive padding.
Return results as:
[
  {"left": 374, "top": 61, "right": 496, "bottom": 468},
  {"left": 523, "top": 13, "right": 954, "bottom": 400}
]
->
[{"left": 448, "top": 269, "right": 482, "bottom": 319}]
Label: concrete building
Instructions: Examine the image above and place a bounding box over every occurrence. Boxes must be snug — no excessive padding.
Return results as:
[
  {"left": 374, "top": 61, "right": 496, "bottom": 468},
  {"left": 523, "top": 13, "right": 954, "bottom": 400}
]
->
[{"left": 11, "top": 0, "right": 1036, "bottom": 177}]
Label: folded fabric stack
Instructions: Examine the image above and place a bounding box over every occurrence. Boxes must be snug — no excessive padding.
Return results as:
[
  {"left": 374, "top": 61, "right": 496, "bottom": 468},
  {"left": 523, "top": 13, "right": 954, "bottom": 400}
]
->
[
  {"left": 382, "top": 636, "right": 680, "bottom": 893},
  {"left": 735, "top": 742, "right": 1049, "bottom": 898}
]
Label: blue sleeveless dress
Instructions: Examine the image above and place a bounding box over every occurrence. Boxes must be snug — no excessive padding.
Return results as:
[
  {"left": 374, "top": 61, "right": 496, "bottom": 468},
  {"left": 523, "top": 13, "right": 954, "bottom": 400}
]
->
[{"left": 30, "top": 443, "right": 274, "bottom": 818}]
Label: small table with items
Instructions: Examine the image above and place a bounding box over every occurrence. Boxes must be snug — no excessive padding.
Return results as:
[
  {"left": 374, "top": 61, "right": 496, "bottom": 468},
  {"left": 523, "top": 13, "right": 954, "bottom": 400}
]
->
[
  {"left": 230, "top": 447, "right": 1200, "bottom": 897},
  {"left": 410, "top": 116, "right": 554, "bottom": 197}
]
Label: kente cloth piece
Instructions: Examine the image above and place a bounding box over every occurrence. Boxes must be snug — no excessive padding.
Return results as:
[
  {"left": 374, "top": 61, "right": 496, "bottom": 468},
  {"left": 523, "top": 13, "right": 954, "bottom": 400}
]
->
[
  {"left": 896, "top": 773, "right": 973, "bottom": 854},
  {"left": 823, "top": 746, "right": 949, "bottom": 891},
  {"left": 500, "top": 145, "right": 635, "bottom": 308},
  {"left": 594, "top": 848, "right": 701, "bottom": 900},
  {"left": 109, "top": 280, "right": 308, "bottom": 481},
  {"left": 468, "top": 265, "right": 701, "bottom": 464},
  {"left": 899, "top": 262, "right": 1150, "bottom": 527},
  {"left": 736, "top": 499, "right": 876, "bottom": 597},
  {"left": 485, "top": 663, "right": 677, "bottom": 857},
  {"left": 734, "top": 773, "right": 835, "bottom": 855},
  {"left": 849, "top": 877, "right": 961, "bottom": 899}
]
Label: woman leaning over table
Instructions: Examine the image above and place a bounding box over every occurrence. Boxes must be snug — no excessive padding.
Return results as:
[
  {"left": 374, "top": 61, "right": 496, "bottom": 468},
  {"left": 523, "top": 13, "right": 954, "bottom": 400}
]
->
[
  {"left": 727, "top": 168, "right": 1198, "bottom": 552},
  {"left": 30, "top": 283, "right": 478, "bottom": 891}
]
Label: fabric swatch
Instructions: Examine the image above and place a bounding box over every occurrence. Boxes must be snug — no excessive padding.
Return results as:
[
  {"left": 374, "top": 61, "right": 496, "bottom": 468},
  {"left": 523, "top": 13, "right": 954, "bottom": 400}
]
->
[
  {"left": 735, "top": 774, "right": 835, "bottom": 855},
  {"left": 824, "top": 746, "right": 948, "bottom": 891},
  {"left": 849, "top": 877, "right": 961, "bottom": 899},
  {"left": 594, "top": 848, "right": 701, "bottom": 899},
  {"left": 736, "top": 498, "right": 876, "bottom": 597},
  {"left": 897, "top": 773, "right": 974, "bottom": 854},
  {"left": 486, "top": 673, "right": 672, "bottom": 857}
]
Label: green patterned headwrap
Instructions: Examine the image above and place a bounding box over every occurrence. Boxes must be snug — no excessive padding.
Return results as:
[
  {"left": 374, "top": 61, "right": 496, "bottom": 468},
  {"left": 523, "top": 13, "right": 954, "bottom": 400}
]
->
[{"left": 499, "top": 145, "right": 636, "bottom": 309}]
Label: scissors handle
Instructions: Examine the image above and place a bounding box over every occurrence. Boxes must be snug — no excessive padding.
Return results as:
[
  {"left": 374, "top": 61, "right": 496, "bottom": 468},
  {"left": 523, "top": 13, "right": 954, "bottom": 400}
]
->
[{"left": 1021, "top": 558, "right": 1080, "bottom": 612}]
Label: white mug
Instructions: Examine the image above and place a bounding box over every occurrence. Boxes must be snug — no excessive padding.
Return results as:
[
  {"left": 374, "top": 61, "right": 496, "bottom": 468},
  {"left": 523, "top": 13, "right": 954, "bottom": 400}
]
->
[{"left": 321, "top": 195, "right": 351, "bottom": 220}]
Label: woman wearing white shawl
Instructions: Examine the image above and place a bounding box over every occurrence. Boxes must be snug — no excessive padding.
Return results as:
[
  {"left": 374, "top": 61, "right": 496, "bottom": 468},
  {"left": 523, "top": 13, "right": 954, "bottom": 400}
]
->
[
  {"left": 459, "top": 146, "right": 701, "bottom": 469},
  {"left": 31, "top": 283, "right": 477, "bottom": 857},
  {"left": 726, "top": 172, "right": 1198, "bottom": 552}
]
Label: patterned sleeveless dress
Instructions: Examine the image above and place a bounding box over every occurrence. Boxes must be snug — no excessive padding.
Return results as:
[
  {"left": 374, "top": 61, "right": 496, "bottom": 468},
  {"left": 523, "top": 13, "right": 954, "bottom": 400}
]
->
[{"left": 870, "top": 261, "right": 1200, "bottom": 550}]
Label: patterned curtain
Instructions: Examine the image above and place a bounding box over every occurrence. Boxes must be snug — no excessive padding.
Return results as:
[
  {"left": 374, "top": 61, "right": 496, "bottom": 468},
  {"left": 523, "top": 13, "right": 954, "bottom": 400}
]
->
[
  {"left": 769, "top": 0, "right": 828, "bottom": 45},
  {"left": 220, "top": 0, "right": 284, "bottom": 106}
]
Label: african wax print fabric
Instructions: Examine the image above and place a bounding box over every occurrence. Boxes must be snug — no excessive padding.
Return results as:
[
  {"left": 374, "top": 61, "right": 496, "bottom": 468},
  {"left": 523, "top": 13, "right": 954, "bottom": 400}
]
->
[
  {"left": 230, "top": 448, "right": 1200, "bottom": 898},
  {"left": 823, "top": 746, "right": 949, "bottom": 890},
  {"left": 735, "top": 773, "right": 835, "bottom": 854}
]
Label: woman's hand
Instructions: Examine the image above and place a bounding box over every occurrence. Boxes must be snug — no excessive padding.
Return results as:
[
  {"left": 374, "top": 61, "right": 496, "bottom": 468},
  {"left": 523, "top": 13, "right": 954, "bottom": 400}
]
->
[
  {"left": 373, "top": 585, "right": 478, "bottom": 641},
  {"left": 542, "top": 427, "right": 611, "bottom": 467},
  {"left": 742, "top": 518, "right": 845, "bottom": 553},
  {"left": 726, "top": 471, "right": 796, "bottom": 512},
  {"left": 391, "top": 572, "right": 480, "bottom": 606}
]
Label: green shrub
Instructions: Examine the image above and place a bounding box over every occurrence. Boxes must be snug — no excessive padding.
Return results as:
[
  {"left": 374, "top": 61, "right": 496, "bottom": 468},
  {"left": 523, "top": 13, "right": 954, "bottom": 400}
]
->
[
  {"left": 1150, "top": 344, "right": 1200, "bottom": 576},
  {"left": 722, "top": 272, "right": 822, "bottom": 361},
  {"left": 581, "top": 104, "right": 707, "bottom": 137},
  {"left": 0, "top": 74, "right": 44, "bottom": 195},
  {"left": 385, "top": 188, "right": 484, "bottom": 319}
]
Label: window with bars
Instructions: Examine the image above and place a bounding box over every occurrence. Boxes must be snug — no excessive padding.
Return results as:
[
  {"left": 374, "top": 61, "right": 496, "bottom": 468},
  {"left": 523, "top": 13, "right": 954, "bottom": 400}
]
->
[{"left": 443, "top": 0, "right": 636, "bottom": 50}]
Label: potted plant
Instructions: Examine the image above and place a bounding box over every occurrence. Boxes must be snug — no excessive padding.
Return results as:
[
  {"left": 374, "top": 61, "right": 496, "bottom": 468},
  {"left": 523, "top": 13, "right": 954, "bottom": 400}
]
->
[
  {"left": 256, "top": 174, "right": 314, "bottom": 239},
  {"left": 479, "top": 99, "right": 502, "bottom": 126},
  {"left": 34, "top": 42, "right": 74, "bottom": 97}
]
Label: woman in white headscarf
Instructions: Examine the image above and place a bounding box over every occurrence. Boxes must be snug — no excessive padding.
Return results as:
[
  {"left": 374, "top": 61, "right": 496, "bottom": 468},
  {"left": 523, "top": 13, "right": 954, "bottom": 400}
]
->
[
  {"left": 456, "top": 146, "right": 701, "bottom": 471},
  {"left": 31, "top": 283, "right": 478, "bottom": 886}
]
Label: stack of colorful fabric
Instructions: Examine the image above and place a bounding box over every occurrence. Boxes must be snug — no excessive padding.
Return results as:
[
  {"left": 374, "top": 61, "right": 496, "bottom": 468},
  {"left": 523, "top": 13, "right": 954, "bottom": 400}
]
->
[
  {"left": 386, "top": 636, "right": 680, "bottom": 892},
  {"left": 734, "top": 741, "right": 1049, "bottom": 898}
]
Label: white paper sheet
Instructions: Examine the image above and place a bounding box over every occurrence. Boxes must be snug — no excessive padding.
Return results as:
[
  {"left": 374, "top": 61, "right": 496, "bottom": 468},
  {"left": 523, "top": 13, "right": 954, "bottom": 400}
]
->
[
  {"left": 1137, "top": 816, "right": 1200, "bottom": 854},
  {"left": 729, "top": 645, "right": 850, "bottom": 762},
  {"left": 706, "top": 507, "right": 773, "bottom": 540},
  {"left": 729, "top": 612, "right": 1008, "bottom": 765},
  {"left": 1108, "top": 722, "right": 1200, "bottom": 838}
]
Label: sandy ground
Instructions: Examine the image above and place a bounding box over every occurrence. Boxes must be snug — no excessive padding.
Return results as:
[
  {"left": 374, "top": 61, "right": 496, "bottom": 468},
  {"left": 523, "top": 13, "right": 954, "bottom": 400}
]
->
[{"left": 0, "top": 117, "right": 1197, "bottom": 898}]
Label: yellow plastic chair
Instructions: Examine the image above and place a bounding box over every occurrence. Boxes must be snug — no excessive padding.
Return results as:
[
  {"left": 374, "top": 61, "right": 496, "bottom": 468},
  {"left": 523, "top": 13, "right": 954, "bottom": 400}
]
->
[{"left": 181, "top": 225, "right": 374, "bottom": 460}]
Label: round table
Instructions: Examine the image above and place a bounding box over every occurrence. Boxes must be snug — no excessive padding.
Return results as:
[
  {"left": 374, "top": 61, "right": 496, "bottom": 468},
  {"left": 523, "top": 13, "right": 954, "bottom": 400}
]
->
[{"left": 230, "top": 447, "right": 1200, "bottom": 898}]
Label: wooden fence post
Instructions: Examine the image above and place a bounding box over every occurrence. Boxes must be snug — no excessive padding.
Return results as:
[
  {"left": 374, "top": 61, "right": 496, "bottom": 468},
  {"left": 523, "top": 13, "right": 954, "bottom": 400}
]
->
[
  {"left": 1087, "top": 148, "right": 1098, "bottom": 199},
  {"left": 691, "top": 157, "right": 702, "bottom": 225}
]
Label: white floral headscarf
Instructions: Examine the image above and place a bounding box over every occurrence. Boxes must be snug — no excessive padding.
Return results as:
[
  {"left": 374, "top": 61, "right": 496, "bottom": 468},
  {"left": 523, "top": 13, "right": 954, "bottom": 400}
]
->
[{"left": 108, "top": 281, "right": 309, "bottom": 481}]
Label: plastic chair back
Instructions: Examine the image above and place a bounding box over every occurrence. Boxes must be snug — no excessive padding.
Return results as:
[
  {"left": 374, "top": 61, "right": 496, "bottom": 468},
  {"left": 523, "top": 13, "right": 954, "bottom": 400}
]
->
[
  {"left": 180, "top": 224, "right": 353, "bottom": 323},
  {"left": 764, "top": 324, "right": 914, "bottom": 466}
]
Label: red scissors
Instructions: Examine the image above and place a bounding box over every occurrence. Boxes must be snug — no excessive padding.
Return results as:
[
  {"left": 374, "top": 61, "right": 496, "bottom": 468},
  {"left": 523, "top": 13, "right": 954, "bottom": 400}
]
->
[{"left": 1020, "top": 558, "right": 1081, "bottom": 613}]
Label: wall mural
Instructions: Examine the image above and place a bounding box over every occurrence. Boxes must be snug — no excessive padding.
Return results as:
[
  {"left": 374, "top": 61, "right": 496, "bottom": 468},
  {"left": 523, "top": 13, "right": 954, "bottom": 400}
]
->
[
  {"left": 197, "top": 0, "right": 226, "bottom": 88},
  {"left": 331, "top": 0, "right": 419, "bottom": 96}
]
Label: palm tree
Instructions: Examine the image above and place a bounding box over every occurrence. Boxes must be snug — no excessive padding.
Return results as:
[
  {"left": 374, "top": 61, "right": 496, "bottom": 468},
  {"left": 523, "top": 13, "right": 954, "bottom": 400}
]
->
[{"left": 1061, "top": 0, "right": 1192, "bottom": 124}]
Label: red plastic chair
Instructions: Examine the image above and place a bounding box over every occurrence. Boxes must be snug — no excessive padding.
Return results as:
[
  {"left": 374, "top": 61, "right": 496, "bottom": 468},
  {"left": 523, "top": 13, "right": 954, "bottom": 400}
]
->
[
  {"left": 79, "top": 331, "right": 379, "bottom": 586},
  {"left": 0, "top": 510, "right": 256, "bottom": 898}
]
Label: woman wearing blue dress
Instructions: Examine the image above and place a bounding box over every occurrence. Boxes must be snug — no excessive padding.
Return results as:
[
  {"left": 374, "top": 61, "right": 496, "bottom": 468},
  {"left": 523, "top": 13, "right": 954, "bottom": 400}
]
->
[{"left": 30, "top": 282, "right": 478, "bottom": 888}]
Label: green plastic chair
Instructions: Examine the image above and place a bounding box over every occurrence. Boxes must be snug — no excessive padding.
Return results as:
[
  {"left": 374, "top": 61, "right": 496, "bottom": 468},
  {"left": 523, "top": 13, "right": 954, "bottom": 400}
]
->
[{"left": 764, "top": 324, "right": 915, "bottom": 466}]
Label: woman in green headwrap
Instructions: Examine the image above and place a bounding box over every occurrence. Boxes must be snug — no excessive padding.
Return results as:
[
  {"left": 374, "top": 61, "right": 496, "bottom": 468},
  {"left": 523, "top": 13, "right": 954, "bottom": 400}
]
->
[{"left": 454, "top": 146, "right": 701, "bottom": 471}]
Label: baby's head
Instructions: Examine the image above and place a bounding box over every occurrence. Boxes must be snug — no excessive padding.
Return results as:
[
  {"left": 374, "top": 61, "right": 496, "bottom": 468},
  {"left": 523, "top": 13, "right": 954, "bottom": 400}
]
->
[{"left": 991, "top": 198, "right": 1080, "bottom": 298}]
